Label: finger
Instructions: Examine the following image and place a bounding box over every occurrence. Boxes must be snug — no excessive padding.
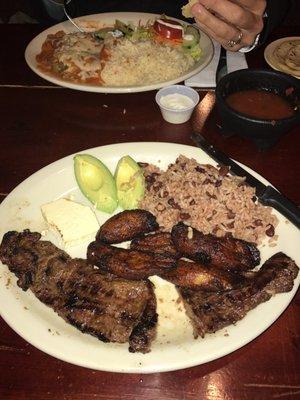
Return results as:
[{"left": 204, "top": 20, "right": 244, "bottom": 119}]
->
[
  {"left": 197, "top": 23, "right": 245, "bottom": 51},
  {"left": 196, "top": 0, "right": 257, "bottom": 31},
  {"left": 231, "top": 0, "right": 266, "bottom": 15},
  {"left": 196, "top": 24, "right": 228, "bottom": 47},
  {"left": 192, "top": 3, "right": 242, "bottom": 41},
  {"left": 194, "top": 7, "right": 257, "bottom": 49}
]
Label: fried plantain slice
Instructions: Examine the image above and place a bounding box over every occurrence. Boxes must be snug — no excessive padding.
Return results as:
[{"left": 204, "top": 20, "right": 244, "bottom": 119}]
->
[
  {"left": 161, "top": 259, "right": 245, "bottom": 291},
  {"left": 96, "top": 209, "right": 159, "bottom": 244},
  {"left": 87, "top": 240, "right": 176, "bottom": 280},
  {"left": 171, "top": 222, "right": 260, "bottom": 271},
  {"left": 87, "top": 240, "right": 115, "bottom": 266},
  {"left": 130, "top": 232, "right": 181, "bottom": 259}
]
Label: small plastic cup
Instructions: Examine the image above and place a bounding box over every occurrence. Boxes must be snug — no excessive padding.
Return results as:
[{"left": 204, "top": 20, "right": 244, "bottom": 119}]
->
[{"left": 155, "top": 85, "right": 200, "bottom": 124}]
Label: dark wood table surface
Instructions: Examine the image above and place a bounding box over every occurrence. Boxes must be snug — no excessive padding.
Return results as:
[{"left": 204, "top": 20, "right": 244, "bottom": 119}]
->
[{"left": 0, "top": 23, "right": 299, "bottom": 400}]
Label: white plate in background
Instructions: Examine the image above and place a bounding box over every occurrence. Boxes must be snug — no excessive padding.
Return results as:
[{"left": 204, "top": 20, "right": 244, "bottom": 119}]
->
[{"left": 25, "top": 12, "right": 214, "bottom": 93}]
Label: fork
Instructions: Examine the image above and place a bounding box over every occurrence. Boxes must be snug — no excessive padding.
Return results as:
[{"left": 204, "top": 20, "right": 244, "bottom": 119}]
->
[{"left": 63, "top": 0, "right": 84, "bottom": 32}]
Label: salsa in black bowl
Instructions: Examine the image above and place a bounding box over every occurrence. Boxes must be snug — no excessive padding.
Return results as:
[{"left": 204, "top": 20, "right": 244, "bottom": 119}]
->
[{"left": 215, "top": 69, "right": 300, "bottom": 149}]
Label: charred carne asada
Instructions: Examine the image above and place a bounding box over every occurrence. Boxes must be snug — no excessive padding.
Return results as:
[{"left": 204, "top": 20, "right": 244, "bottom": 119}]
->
[
  {"left": 178, "top": 252, "right": 298, "bottom": 338},
  {"left": 0, "top": 230, "right": 157, "bottom": 353},
  {"left": 0, "top": 208, "right": 298, "bottom": 354}
]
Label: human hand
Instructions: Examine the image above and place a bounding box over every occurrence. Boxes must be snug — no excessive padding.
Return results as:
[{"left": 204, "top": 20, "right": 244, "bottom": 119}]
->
[{"left": 190, "top": 0, "right": 266, "bottom": 51}]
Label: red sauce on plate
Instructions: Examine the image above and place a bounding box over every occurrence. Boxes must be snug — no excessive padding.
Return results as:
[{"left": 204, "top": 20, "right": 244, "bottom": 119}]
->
[{"left": 226, "top": 90, "right": 295, "bottom": 119}]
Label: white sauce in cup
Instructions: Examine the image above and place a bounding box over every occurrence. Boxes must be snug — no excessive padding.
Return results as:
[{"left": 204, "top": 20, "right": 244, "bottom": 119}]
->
[
  {"left": 155, "top": 85, "right": 200, "bottom": 124},
  {"left": 160, "top": 93, "right": 195, "bottom": 110}
]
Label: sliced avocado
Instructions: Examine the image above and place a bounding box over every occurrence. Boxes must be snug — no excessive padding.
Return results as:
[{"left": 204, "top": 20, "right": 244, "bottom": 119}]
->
[
  {"left": 183, "top": 25, "right": 200, "bottom": 48},
  {"left": 93, "top": 27, "right": 115, "bottom": 40},
  {"left": 74, "top": 154, "right": 118, "bottom": 214},
  {"left": 114, "top": 155, "right": 145, "bottom": 210},
  {"left": 115, "top": 20, "right": 134, "bottom": 37}
]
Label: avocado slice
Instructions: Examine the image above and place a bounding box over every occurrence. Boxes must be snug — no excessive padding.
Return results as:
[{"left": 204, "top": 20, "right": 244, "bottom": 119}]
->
[
  {"left": 93, "top": 27, "right": 115, "bottom": 40},
  {"left": 74, "top": 154, "right": 118, "bottom": 214},
  {"left": 115, "top": 155, "right": 145, "bottom": 210}
]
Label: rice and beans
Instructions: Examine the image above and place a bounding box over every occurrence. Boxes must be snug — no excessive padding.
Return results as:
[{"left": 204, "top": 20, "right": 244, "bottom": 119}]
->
[{"left": 139, "top": 155, "right": 278, "bottom": 245}]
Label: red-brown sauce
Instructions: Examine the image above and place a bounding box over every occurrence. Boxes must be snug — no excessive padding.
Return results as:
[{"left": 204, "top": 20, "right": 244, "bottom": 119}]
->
[{"left": 226, "top": 89, "right": 295, "bottom": 119}]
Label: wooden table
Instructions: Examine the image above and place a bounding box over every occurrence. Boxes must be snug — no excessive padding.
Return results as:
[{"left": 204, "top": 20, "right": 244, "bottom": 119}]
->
[{"left": 0, "top": 24, "right": 299, "bottom": 400}]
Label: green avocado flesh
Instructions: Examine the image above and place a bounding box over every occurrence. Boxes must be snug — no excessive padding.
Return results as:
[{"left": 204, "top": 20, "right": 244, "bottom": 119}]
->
[
  {"left": 74, "top": 154, "right": 118, "bottom": 214},
  {"left": 115, "top": 155, "right": 145, "bottom": 210}
]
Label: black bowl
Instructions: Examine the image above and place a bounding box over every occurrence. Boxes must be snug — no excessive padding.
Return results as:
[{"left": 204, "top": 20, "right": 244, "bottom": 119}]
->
[{"left": 215, "top": 69, "right": 300, "bottom": 149}]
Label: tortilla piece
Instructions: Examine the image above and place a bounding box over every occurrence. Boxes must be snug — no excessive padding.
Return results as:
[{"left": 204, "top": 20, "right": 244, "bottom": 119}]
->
[
  {"left": 182, "top": 0, "right": 198, "bottom": 18},
  {"left": 274, "top": 41, "right": 297, "bottom": 60},
  {"left": 272, "top": 40, "right": 300, "bottom": 77},
  {"left": 285, "top": 45, "right": 300, "bottom": 71}
]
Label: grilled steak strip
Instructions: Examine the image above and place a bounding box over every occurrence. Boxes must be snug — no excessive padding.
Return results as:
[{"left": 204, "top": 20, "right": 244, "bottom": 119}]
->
[
  {"left": 129, "top": 283, "right": 158, "bottom": 353},
  {"left": 88, "top": 240, "right": 176, "bottom": 280},
  {"left": 0, "top": 230, "right": 157, "bottom": 352},
  {"left": 130, "top": 231, "right": 181, "bottom": 259},
  {"left": 96, "top": 209, "right": 159, "bottom": 244},
  {"left": 178, "top": 252, "right": 299, "bottom": 338},
  {"left": 161, "top": 259, "right": 245, "bottom": 291},
  {"left": 171, "top": 222, "right": 260, "bottom": 271}
]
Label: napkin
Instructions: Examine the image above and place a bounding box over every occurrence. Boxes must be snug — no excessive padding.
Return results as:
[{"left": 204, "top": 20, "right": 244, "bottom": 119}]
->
[
  {"left": 184, "top": 40, "right": 248, "bottom": 88},
  {"left": 226, "top": 49, "right": 248, "bottom": 73}
]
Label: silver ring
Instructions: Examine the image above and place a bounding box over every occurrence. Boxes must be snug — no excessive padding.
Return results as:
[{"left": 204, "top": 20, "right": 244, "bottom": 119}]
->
[{"left": 227, "top": 31, "right": 243, "bottom": 48}]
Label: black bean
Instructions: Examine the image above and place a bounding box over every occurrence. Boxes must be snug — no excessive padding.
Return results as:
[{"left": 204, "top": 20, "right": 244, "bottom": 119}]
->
[
  {"left": 227, "top": 210, "right": 235, "bottom": 219},
  {"left": 254, "top": 219, "right": 263, "bottom": 227},
  {"left": 206, "top": 191, "right": 217, "bottom": 199},
  {"left": 145, "top": 173, "right": 159, "bottom": 190},
  {"left": 219, "top": 165, "right": 230, "bottom": 177},
  {"left": 195, "top": 166, "right": 206, "bottom": 173},
  {"left": 266, "top": 224, "right": 275, "bottom": 237},
  {"left": 168, "top": 198, "right": 181, "bottom": 210},
  {"left": 179, "top": 212, "right": 191, "bottom": 220},
  {"left": 153, "top": 181, "right": 163, "bottom": 192}
]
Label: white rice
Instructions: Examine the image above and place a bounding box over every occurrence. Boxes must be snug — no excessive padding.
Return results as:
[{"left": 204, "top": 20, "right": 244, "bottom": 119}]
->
[{"left": 101, "top": 38, "right": 195, "bottom": 86}]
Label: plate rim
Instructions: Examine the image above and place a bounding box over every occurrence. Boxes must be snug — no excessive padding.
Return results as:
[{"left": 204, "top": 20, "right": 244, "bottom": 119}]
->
[
  {"left": 0, "top": 141, "right": 299, "bottom": 373},
  {"left": 24, "top": 12, "right": 214, "bottom": 93}
]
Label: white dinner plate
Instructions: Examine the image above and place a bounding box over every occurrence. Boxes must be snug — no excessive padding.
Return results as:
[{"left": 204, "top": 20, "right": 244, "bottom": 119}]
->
[
  {"left": 264, "top": 36, "right": 300, "bottom": 79},
  {"left": 24, "top": 12, "right": 214, "bottom": 93},
  {"left": 0, "top": 142, "right": 299, "bottom": 373}
]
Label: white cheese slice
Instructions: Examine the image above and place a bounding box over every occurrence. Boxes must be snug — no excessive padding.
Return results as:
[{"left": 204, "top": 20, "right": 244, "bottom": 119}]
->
[{"left": 41, "top": 198, "right": 99, "bottom": 248}]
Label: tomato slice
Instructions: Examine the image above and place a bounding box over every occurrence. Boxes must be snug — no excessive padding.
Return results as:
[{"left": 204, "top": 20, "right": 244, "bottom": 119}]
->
[{"left": 153, "top": 19, "right": 183, "bottom": 40}]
